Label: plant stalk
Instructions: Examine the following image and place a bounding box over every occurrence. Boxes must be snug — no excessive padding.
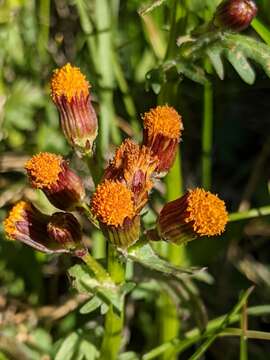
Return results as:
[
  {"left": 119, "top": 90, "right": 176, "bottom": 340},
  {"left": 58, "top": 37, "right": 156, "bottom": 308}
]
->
[
  {"left": 100, "top": 244, "right": 125, "bottom": 360},
  {"left": 38, "top": 0, "right": 50, "bottom": 61},
  {"left": 229, "top": 205, "right": 270, "bottom": 222},
  {"left": 202, "top": 78, "right": 213, "bottom": 190},
  {"left": 157, "top": 1, "right": 186, "bottom": 359},
  {"left": 81, "top": 252, "right": 110, "bottom": 282}
]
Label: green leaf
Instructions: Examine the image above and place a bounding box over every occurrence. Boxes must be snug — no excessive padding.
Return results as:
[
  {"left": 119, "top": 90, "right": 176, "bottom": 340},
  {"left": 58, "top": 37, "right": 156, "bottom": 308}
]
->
[
  {"left": 206, "top": 45, "right": 224, "bottom": 80},
  {"left": 55, "top": 330, "right": 99, "bottom": 360},
  {"left": 176, "top": 31, "right": 270, "bottom": 84},
  {"left": 118, "top": 352, "right": 140, "bottom": 360},
  {"left": 224, "top": 47, "right": 255, "bottom": 84},
  {"left": 224, "top": 33, "right": 270, "bottom": 78},
  {"left": 176, "top": 61, "right": 208, "bottom": 84},
  {"left": 4, "top": 80, "right": 43, "bottom": 132},
  {"left": 145, "top": 68, "right": 166, "bottom": 94},
  {"left": 127, "top": 242, "right": 206, "bottom": 280},
  {"left": 68, "top": 264, "right": 124, "bottom": 316},
  {"left": 55, "top": 332, "right": 80, "bottom": 360},
  {"left": 77, "top": 339, "right": 99, "bottom": 360},
  {"left": 31, "top": 328, "right": 52, "bottom": 353},
  {"left": 80, "top": 296, "right": 102, "bottom": 314}
]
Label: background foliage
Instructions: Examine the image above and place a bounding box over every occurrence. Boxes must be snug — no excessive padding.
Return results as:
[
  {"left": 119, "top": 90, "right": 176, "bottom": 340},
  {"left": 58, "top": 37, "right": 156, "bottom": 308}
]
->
[{"left": 1, "top": 0, "right": 270, "bottom": 359}]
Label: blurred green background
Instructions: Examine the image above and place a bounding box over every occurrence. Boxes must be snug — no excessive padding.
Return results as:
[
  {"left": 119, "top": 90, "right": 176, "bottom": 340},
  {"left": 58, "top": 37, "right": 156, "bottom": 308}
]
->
[{"left": 1, "top": 0, "right": 270, "bottom": 359}]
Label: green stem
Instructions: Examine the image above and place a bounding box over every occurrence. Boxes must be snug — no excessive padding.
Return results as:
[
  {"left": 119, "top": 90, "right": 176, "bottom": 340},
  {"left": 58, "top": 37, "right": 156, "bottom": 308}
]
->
[
  {"left": 240, "top": 303, "right": 248, "bottom": 360},
  {"left": 84, "top": 153, "right": 101, "bottom": 186},
  {"left": 78, "top": 202, "right": 100, "bottom": 229},
  {"left": 143, "top": 327, "right": 270, "bottom": 360},
  {"left": 229, "top": 205, "right": 270, "bottom": 222},
  {"left": 111, "top": 50, "right": 140, "bottom": 137},
  {"left": 251, "top": 18, "right": 270, "bottom": 45},
  {"left": 81, "top": 252, "right": 110, "bottom": 282},
  {"left": 143, "top": 303, "right": 270, "bottom": 360},
  {"left": 37, "top": 0, "right": 50, "bottom": 61},
  {"left": 202, "top": 79, "right": 213, "bottom": 190},
  {"left": 157, "top": 2, "right": 185, "bottom": 358},
  {"left": 100, "top": 244, "right": 125, "bottom": 360},
  {"left": 96, "top": 0, "right": 121, "bottom": 155}
]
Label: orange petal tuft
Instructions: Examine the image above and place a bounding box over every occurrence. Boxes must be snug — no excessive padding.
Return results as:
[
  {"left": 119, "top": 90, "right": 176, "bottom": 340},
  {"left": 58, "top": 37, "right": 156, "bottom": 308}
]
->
[{"left": 50, "top": 63, "right": 90, "bottom": 103}]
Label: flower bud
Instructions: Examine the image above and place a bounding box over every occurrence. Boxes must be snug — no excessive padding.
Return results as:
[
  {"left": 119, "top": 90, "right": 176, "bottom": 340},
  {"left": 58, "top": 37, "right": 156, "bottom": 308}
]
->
[
  {"left": 47, "top": 212, "right": 83, "bottom": 252},
  {"left": 104, "top": 139, "right": 158, "bottom": 211},
  {"left": 91, "top": 180, "right": 140, "bottom": 249},
  {"left": 157, "top": 188, "right": 228, "bottom": 244},
  {"left": 3, "top": 201, "right": 68, "bottom": 254},
  {"left": 50, "top": 63, "right": 98, "bottom": 157},
  {"left": 25, "top": 152, "right": 85, "bottom": 211},
  {"left": 142, "top": 105, "right": 183, "bottom": 176},
  {"left": 214, "top": 0, "right": 257, "bottom": 32}
]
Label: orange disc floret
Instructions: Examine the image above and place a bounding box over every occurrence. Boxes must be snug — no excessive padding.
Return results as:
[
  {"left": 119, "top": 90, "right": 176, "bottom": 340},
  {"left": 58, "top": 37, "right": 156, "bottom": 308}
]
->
[
  {"left": 25, "top": 153, "right": 62, "bottom": 189},
  {"left": 143, "top": 105, "right": 183, "bottom": 139},
  {"left": 185, "top": 188, "right": 228, "bottom": 236},
  {"left": 91, "top": 180, "right": 135, "bottom": 227},
  {"left": 50, "top": 63, "right": 90, "bottom": 103},
  {"left": 3, "top": 201, "right": 31, "bottom": 239}
]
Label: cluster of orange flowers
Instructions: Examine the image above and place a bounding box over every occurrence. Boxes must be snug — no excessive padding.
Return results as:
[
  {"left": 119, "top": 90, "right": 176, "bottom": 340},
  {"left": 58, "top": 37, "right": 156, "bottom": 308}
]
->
[{"left": 4, "top": 64, "right": 228, "bottom": 255}]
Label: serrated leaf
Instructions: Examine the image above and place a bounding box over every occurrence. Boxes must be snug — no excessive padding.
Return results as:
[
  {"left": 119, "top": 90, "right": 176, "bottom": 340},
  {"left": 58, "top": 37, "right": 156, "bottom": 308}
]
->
[
  {"left": 80, "top": 296, "right": 102, "bottom": 314},
  {"left": 206, "top": 46, "right": 224, "bottom": 80}
]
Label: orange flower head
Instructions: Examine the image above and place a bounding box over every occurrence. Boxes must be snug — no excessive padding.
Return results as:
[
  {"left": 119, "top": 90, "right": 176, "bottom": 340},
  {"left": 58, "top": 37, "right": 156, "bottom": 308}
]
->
[
  {"left": 50, "top": 63, "right": 90, "bottom": 103},
  {"left": 3, "top": 201, "right": 31, "bottom": 239},
  {"left": 143, "top": 105, "right": 183, "bottom": 140},
  {"left": 25, "top": 152, "right": 85, "bottom": 211},
  {"left": 91, "top": 180, "right": 135, "bottom": 227},
  {"left": 185, "top": 188, "right": 228, "bottom": 236},
  {"left": 104, "top": 139, "right": 158, "bottom": 210},
  {"left": 25, "top": 152, "right": 62, "bottom": 189},
  {"left": 158, "top": 188, "right": 228, "bottom": 244},
  {"left": 142, "top": 105, "right": 183, "bottom": 175},
  {"left": 50, "top": 64, "right": 97, "bottom": 157}
]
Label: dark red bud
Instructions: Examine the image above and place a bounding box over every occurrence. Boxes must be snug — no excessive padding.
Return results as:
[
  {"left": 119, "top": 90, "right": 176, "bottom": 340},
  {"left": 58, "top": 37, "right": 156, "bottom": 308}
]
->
[
  {"left": 214, "top": 0, "right": 257, "bottom": 32},
  {"left": 47, "top": 212, "right": 83, "bottom": 251}
]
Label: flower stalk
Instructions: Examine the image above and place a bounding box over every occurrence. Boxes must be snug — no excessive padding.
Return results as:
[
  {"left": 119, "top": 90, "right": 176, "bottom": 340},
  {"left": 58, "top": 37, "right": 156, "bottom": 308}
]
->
[{"left": 100, "top": 244, "right": 125, "bottom": 360}]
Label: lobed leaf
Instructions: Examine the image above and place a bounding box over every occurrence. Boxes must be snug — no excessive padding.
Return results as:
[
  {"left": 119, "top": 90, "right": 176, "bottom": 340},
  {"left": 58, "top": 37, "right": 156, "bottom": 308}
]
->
[{"left": 69, "top": 264, "right": 135, "bottom": 316}]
